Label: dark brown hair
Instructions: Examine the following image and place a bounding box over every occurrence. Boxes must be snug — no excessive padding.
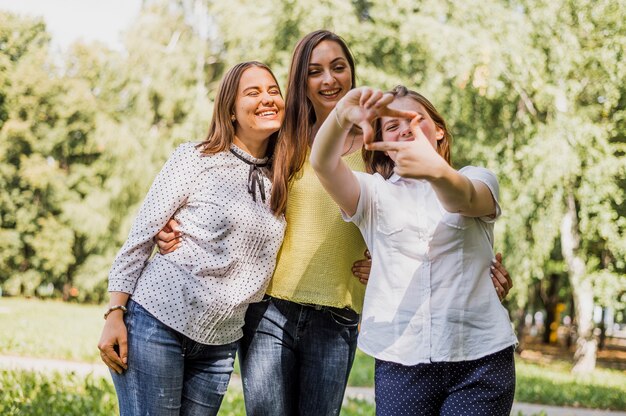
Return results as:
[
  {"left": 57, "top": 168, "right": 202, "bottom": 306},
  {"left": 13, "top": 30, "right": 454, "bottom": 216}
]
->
[
  {"left": 197, "top": 61, "right": 281, "bottom": 156},
  {"left": 270, "top": 30, "right": 356, "bottom": 215},
  {"left": 363, "top": 85, "right": 452, "bottom": 179}
]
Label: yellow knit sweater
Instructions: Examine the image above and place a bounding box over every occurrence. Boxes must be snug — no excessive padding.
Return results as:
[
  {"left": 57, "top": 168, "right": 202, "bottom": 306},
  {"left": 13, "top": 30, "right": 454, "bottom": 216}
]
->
[{"left": 266, "top": 150, "right": 367, "bottom": 313}]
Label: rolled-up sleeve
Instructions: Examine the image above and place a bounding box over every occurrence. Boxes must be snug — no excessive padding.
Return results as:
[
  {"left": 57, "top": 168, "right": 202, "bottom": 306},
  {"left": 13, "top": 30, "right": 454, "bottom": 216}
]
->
[{"left": 460, "top": 166, "right": 501, "bottom": 223}]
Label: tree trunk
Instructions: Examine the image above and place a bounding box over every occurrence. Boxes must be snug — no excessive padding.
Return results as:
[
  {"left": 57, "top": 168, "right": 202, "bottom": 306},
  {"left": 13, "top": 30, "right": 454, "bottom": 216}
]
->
[
  {"left": 561, "top": 193, "right": 597, "bottom": 374},
  {"left": 513, "top": 304, "right": 528, "bottom": 351},
  {"left": 541, "top": 273, "right": 561, "bottom": 344}
]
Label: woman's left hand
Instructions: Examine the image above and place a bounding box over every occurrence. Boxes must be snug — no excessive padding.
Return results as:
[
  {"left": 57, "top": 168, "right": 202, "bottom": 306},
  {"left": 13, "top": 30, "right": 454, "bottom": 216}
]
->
[{"left": 491, "top": 252, "right": 513, "bottom": 301}]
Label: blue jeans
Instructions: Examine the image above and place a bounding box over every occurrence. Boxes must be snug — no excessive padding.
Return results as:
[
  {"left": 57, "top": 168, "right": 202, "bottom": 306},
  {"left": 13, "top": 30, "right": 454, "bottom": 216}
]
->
[
  {"left": 110, "top": 299, "right": 238, "bottom": 416},
  {"left": 239, "top": 296, "right": 359, "bottom": 416}
]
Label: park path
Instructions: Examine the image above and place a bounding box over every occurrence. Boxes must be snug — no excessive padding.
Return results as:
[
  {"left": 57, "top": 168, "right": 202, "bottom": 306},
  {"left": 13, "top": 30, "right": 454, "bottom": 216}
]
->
[{"left": 1, "top": 355, "right": 624, "bottom": 416}]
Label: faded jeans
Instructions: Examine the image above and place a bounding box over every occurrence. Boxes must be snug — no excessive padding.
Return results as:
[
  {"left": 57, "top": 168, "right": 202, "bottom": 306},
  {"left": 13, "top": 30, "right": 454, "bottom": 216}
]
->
[
  {"left": 239, "top": 295, "right": 359, "bottom": 416},
  {"left": 110, "top": 299, "right": 237, "bottom": 416}
]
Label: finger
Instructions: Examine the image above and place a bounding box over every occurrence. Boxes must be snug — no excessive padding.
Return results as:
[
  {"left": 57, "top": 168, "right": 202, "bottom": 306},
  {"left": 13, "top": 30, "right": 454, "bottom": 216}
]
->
[
  {"left": 381, "top": 107, "right": 417, "bottom": 120},
  {"left": 353, "top": 271, "right": 369, "bottom": 280},
  {"left": 102, "top": 345, "right": 125, "bottom": 370},
  {"left": 352, "top": 264, "right": 371, "bottom": 275},
  {"left": 160, "top": 243, "right": 182, "bottom": 255},
  {"left": 363, "top": 90, "right": 383, "bottom": 109},
  {"left": 158, "top": 237, "right": 181, "bottom": 250},
  {"left": 491, "top": 267, "right": 510, "bottom": 295},
  {"left": 490, "top": 262, "right": 508, "bottom": 287},
  {"left": 352, "top": 257, "right": 372, "bottom": 267},
  {"left": 491, "top": 278, "right": 505, "bottom": 301},
  {"left": 359, "top": 277, "right": 369, "bottom": 285},
  {"left": 373, "top": 93, "right": 395, "bottom": 109},
  {"left": 100, "top": 351, "right": 123, "bottom": 374},
  {"left": 360, "top": 121, "right": 375, "bottom": 145},
  {"left": 364, "top": 249, "right": 371, "bottom": 259},
  {"left": 410, "top": 117, "right": 430, "bottom": 141},
  {"left": 491, "top": 275, "right": 505, "bottom": 294},
  {"left": 157, "top": 230, "right": 179, "bottom": 244},
  {"left": 365, "top": 140, "right": 406, "bottom": 152},
  {"left": 358, "top": 88, "right": 374, "bottom": 106},
  {"left": 495, "top": 252, "right": 513, "bottom": 289},
  {"left": 118, "top": 338, "right": 128, "bottom": 367},
  {"left": 169, "top": 218, "right": 180, "bottom": 232},
  {"left": 157, "top": 237, "right": 180, "bottom": 250}
]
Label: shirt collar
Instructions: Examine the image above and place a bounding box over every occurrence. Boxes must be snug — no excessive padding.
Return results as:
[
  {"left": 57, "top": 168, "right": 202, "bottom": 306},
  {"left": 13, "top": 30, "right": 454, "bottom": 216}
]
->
[{"left": 389, "top": 173, "right": 403, "bottom": 183}]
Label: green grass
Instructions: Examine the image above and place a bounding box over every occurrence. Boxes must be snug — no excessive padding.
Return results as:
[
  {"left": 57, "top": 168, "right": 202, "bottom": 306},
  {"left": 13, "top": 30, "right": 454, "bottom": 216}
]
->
[
  {"left": 0, "top": 297, "right": 103, "bottom": 363},
  {"left": 1, "top": 297, "right": 625, "bottom": 412},
  {"left": 348, "top": 349, "right": 375, "bottom": 387},
  {"left": 0, "top": 369, "right": 117, "bottom": 416},
  {"left": 0, "top": 369, "right": 374, "bottom": 415},
  {"left": 515, "top": 360, "right": 626, "bottom": 410}
]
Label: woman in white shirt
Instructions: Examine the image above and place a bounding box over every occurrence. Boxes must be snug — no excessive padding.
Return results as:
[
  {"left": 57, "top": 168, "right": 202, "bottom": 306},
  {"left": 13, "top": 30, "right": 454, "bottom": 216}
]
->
[
  {"left": 310, "top": 85, "right": 517, "bottom": 416},
  {"left": 97, "top": 61, "right": 287, "bottom": 416}
]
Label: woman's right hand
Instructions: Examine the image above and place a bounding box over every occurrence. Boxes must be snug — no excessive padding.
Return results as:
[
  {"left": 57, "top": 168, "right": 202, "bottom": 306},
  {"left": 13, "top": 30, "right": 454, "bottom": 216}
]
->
[
  {"left": 155, "top": 218, "right": 181, "bottom": 254},
  {"left": 98, "top": 314, "right": 128, "bottom": 374},
  {"left": 352, "top": 249, "right": 372, "bottom": 285},
  {"left": 336, "top": 87, "right": 416, "bottom": 144}
]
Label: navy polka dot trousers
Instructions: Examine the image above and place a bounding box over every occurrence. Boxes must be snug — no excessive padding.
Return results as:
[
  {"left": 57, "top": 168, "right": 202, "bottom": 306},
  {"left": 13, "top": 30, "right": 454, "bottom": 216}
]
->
[{"left": 375, "top": 346, "right": 515, "bottom": 416}]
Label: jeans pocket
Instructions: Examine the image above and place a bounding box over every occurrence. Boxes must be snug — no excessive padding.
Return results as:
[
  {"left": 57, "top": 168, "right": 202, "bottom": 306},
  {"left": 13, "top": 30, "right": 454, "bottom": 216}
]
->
[{"left": 328, "top": 308, "right": 360, "bottom": 328}]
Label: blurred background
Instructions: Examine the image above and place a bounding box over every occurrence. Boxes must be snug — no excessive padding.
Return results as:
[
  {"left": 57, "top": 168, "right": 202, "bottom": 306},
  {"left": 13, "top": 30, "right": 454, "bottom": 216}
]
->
[{"left": 0, "top": 0, "right": 624, "bottom": 414}]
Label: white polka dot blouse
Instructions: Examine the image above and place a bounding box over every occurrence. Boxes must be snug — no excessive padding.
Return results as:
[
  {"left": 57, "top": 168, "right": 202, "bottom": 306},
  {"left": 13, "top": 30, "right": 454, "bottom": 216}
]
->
[{"left": 108, "top": 142, "right": 286, "bottom": 345}]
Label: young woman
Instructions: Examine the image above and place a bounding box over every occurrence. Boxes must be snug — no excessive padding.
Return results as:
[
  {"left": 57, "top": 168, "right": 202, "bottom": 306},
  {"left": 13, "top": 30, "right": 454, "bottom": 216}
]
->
[
  {"left": 156, "top": 31, "right": 513, "bottom": 416},
  {"left": 310, "top": 85, "right": 518, "bottom": 415},
  {"left": 97, "top": 61, "right": 287, "bottom": 416}
]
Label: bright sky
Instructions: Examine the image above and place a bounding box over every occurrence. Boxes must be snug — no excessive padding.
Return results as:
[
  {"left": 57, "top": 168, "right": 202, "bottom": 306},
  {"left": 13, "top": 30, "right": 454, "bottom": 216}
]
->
[{"left": 0, "top": 0, "right": 142, "bottom": 50}]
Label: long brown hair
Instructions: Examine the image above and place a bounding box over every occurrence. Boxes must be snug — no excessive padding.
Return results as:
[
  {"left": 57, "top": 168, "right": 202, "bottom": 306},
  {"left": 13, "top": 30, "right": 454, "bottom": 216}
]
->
[
  {"left": 197, "top": 61, "right": 281, "bottom": 156},
  {"left": 197, "top": 61, "right": 286, "bottom": 215},
  {"left": 270, "top": 30, "right": 356, "bottom": 215},
  {"left": 363, "top": 86, "right": 452, "bottom": 179}
]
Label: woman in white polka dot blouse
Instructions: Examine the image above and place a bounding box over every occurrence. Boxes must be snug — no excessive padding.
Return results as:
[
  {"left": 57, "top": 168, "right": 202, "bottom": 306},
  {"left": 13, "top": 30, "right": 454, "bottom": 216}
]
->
[
  {"left": 311, "top": 85, "right": 518, "bottom": 416},
  {"left": 97, "top": 61, "right": 287, "bottom": 416}
]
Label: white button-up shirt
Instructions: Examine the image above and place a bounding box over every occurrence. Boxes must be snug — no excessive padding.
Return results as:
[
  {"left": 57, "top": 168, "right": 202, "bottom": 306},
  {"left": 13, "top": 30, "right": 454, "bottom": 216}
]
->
[
  {"left": 108, "top": 143, "right": 286, "bottom": 345},
  {"left": 345, "top": 166, "right": 517, "bottom": 365}
]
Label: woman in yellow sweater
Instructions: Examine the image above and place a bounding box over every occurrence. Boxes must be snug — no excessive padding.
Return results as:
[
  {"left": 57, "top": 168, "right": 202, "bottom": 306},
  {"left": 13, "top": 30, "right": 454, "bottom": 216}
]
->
[{"left": 156, "top": 30, "right": 513, "bottom": 416}]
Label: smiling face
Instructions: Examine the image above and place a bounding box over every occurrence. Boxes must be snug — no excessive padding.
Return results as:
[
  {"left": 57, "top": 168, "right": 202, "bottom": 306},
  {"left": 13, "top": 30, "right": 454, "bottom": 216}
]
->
[
  {"left": 233, "top": 66, "right": 285, "bottom": 147},
  {"left": 306, "top": 40, "right": 353, "bottom": 118},
  {"left": 380, "top": 97, "right": 444, "bottom": 162}
]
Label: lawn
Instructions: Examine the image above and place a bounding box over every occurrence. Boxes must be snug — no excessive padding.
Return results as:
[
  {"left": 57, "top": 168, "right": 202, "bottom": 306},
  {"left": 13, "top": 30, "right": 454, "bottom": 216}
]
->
[
  {"left": 1, "top": 297, "right": 625, "bottom": 413},
  {"left": 0, "top": 297, "right": 103, "bottom": 363},
  {"left": 0, "top": 369, "right": 375, "bottom": 415}
]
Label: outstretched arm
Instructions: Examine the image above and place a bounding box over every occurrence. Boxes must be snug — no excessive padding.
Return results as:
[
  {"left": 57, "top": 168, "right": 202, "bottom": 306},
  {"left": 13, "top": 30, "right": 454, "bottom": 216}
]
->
[
  {"left": 311, "top": 88, "right": 416, "bottom": 216},
  {"left": 310, "top": 103, "right": 361, "bottom": 217}
]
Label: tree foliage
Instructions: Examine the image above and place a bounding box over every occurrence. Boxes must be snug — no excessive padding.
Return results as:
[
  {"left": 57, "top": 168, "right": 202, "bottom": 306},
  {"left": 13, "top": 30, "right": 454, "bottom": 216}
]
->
[{"left": 0, "top": 0, "right": 624, "bottom": 369}]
